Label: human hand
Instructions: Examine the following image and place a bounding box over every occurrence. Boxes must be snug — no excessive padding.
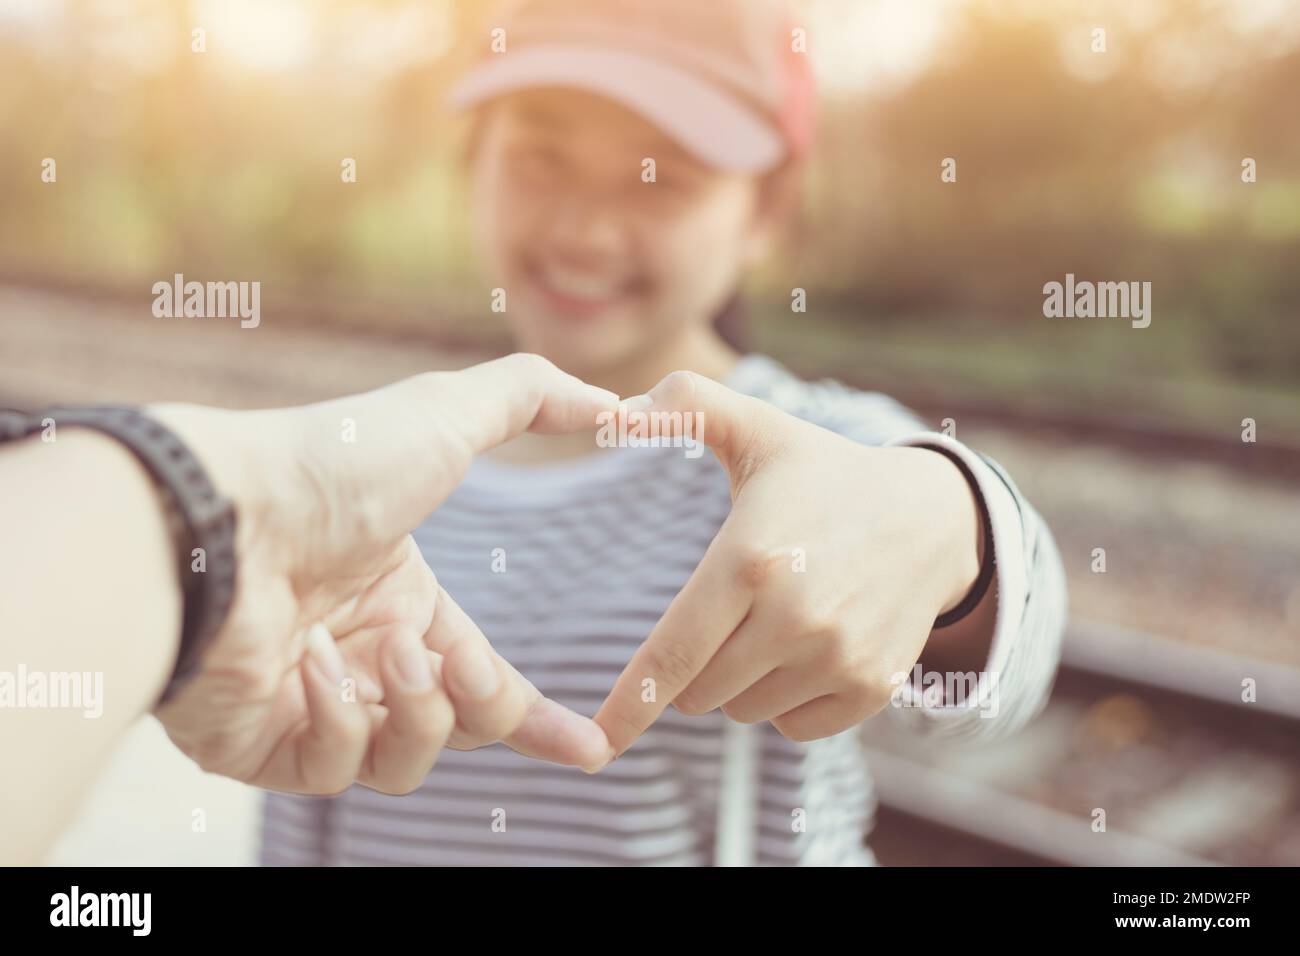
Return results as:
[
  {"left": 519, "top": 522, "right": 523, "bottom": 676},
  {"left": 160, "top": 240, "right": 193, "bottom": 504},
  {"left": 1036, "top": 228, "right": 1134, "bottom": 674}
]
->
[
  {"left": 151, "top": 354, "right": 619, "bottom": 792},
  {"left": 594, "top": 371, "right": 983, "bottom": 757}
]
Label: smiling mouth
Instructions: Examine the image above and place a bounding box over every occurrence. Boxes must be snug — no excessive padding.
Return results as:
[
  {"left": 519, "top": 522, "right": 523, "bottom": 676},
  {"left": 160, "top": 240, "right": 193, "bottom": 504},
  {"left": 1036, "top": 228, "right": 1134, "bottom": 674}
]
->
[{"left": 524, "top": 258, "right": 646, "bottom": 318}]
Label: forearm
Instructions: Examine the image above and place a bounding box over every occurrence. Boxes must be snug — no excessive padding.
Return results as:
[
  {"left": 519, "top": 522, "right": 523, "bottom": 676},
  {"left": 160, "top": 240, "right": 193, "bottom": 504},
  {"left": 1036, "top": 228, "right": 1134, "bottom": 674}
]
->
[{"left": 0, "top": 429, "right": 180, "bottom": 863}]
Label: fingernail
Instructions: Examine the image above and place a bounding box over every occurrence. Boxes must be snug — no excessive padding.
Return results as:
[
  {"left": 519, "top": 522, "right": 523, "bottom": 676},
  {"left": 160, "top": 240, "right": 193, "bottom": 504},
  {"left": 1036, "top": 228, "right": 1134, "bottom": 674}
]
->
[
  {"left": 620, "top": 394, "right": 653, "bottom": 413},
  {"left": 392, "top": 632, "right": 433, "bottom": 691},
  {"left": 306, "top": 623, "right": 346, "bottom": 684},
  {"left": 456, "top": 643, "right": 501, "bottom": 701},
  {"left": 581, "top": 745, "right": 618, "bottom": 775}
]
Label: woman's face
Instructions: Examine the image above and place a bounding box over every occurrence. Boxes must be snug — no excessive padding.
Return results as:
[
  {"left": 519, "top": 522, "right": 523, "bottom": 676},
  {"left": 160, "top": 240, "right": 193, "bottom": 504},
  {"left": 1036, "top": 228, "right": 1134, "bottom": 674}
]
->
[{"left": 469, "top": 89, "right": 769, "bottom": 377}]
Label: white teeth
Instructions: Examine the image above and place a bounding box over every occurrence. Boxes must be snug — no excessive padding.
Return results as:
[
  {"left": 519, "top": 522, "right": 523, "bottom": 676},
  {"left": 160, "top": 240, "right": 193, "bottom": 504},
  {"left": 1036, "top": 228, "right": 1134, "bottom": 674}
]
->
[{"left": 537, "top": 263, "right": 623, "bottom": 301}]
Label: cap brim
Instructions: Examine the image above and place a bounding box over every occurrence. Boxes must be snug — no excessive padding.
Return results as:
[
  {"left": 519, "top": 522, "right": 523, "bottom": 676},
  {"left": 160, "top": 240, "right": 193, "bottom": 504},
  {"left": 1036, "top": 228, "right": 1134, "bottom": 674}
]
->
[{"left": 447, "top": 45, "right": 785, "bottom": 173}]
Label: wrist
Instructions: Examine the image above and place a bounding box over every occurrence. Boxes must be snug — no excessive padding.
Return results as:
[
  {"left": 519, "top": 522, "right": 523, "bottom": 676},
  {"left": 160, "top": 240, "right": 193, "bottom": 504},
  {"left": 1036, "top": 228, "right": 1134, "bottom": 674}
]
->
[
  {"left": 145, "top": 404, "right": 280, "bottom": 559},
  {"left": 911, "top": 446, "right": 983, "bottom": 615}
]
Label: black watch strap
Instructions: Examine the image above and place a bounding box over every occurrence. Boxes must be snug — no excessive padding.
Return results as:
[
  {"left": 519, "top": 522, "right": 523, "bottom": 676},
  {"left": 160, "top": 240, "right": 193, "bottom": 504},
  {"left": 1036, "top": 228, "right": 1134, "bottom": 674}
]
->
[{"left": 0, "top": 405, "right": 237, "bottom": 704}]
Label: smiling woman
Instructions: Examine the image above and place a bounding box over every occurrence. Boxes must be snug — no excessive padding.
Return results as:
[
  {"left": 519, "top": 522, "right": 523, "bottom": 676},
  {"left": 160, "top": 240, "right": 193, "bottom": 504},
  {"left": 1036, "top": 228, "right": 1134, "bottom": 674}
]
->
[
  {"left": 1, "top": 0, "right": 1295, "bottom": 876},
  {"left": 256, "top": 0, "right": 1067, "bottom": 868},
  {"left": 464, "top": 88, "right": 788, "bottom": 390}
]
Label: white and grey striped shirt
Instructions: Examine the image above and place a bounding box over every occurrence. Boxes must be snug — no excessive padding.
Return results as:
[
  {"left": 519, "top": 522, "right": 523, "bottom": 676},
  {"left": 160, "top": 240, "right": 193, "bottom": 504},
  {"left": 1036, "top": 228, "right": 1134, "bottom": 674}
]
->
[{"left": 260, "top": 353, "right": 1066, "bottom": 866}]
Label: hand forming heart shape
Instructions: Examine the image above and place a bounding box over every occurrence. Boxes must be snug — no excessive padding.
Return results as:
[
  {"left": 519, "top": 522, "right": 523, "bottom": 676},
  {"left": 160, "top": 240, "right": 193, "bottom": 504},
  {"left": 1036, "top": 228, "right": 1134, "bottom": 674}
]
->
[
  {"left": 152, "top": 355, "right": 989, "bottom": 797},
  {"left": 591, "top": 370, "right": 989, "bottom": 757},
  {"left": 152, "top": 354, "right": 621, "bottom": 793}
]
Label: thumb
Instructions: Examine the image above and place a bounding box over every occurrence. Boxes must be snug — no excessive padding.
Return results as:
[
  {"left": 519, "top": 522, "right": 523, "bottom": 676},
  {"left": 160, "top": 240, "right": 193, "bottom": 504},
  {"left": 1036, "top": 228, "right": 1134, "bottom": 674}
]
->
[
  {"left": 279, "top": 353, "right": 619, "bottom": 549},
  {"left": 431, "top": 352, "right": 621, "bottom": 454},
  {"left": 621, "top": 370, "right": 784, "bottom": 476}
]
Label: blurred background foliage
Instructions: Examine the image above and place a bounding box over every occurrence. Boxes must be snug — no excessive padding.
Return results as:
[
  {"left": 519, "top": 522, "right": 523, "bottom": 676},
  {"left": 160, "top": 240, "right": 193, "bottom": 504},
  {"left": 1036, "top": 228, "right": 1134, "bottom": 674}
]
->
[{"left": 1, "top": 0, "right": 1297, "bottom": 434}]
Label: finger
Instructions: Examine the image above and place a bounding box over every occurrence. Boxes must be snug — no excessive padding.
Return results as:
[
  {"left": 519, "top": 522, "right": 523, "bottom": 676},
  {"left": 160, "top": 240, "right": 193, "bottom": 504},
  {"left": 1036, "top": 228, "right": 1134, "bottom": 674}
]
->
[
  {"left": 285, "top": 355, "right": 620, "bottom": 549},
  {"left": 358, "top": 627, "right": 455, "bottom": 795},
  {"left": 672, "top": 616, "right": 776, "bottom": 717},
  {"left": 429, "top": 586, "right": 612, "bottom": 772},
  {"left": 769, "top": 692, "right": 872, "bottom": 743},
  {"left": 334, "top": 645, "right": 384, "bottom": 705},
  {"left": 594, "top": 531, "right": 754, "bottom": 759},
  {"left": 440, "top": 619, "right": 525, "bottom": 744},
  {"left": 445, "top": 352, "right": 621, "bottom": 446},
  {"left": 721, "top": 666, "right": 831, "bottom": 725},
  {"left": 677, "top": 590, "right": 837, "bottom": 716},
  {"left": 293, "top": 623, "right": 372, "bottom": 794},
  {"left": 622, "top": 369, "right": 786, "bottom": 471}
]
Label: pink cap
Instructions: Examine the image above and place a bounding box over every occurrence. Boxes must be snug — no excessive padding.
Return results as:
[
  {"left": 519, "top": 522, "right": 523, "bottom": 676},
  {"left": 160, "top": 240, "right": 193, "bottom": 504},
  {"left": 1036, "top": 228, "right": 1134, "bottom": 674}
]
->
[{"left": 448, "top": 0, "right": 815, "bottom": 173}]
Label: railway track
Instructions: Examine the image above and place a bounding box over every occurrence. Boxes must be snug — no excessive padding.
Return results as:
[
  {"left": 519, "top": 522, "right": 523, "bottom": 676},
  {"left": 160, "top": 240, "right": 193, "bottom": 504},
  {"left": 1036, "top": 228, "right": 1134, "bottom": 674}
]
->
[{"left": 863, "top": 619, "right": 1300, "bottom": 866}]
